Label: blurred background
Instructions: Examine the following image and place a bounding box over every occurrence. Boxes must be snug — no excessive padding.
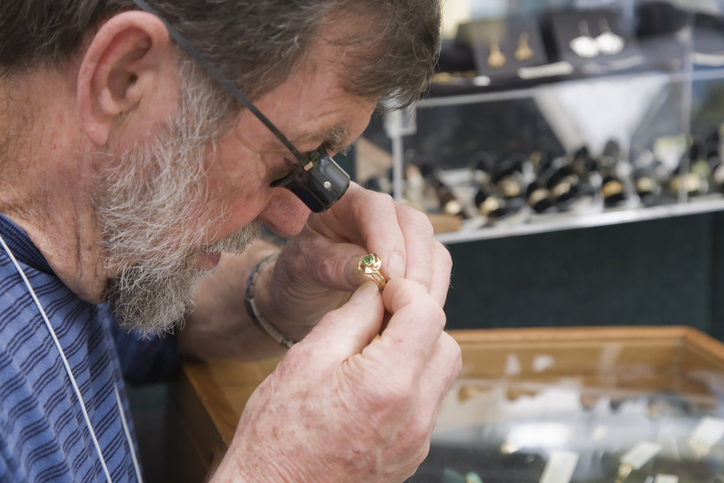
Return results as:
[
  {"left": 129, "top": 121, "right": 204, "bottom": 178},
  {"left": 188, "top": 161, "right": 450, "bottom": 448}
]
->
[{"left": 349, "top": 0, "right": 724, "bottom": 339}]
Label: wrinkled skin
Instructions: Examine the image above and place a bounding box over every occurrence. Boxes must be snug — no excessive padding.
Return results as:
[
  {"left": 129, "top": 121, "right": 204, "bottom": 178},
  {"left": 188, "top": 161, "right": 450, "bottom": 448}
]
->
[
  {"left": 196, "top": 182, "right": 462, "bottom": 482},
  {"left": 221, "top": 277, "right": 461, "bottom": 482}
]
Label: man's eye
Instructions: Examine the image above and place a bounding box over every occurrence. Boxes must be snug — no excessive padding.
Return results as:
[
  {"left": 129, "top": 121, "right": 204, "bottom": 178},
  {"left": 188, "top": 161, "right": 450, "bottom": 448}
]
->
[{"left": 269, "top": 159, "right": 298, "bottom": 183}]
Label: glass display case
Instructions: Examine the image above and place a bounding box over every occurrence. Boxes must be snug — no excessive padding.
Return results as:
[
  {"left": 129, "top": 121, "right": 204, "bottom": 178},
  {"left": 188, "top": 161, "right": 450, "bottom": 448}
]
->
[
  {"left": 358, "top": 0, "right": 724, "bottom": 244},
  {"left": 412, "top": 327, "right": 724, "bottom": 483},
  {"left": 164, "top": 327, "right": 724, "bottom": 483}
]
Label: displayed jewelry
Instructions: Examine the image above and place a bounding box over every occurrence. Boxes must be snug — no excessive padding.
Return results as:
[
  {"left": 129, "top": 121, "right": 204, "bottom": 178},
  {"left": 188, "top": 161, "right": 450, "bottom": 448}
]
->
[
  {"left": 515, "top": 32, "right": 534, "bottom": 61},
  {"left": 551, "top": 176, "right": 575, "bottom": 200},
  {"left": 443, "top": 199, "right": 464, "bottom": 216},
  {"left": 527, "top": 186, "right": 553, "bottom": 213},
  {"left": 487, "top": 37, "right": 506, "bottom": 68},
  {"left": 601, "top": 176, "right": 626, "bottom": 206},
  {"left": 475, "top": 187, "right": 507, "bottom": 219},
  {"left": 596, "top": 18, "right": 625, "bottom": 55},
  {"left": 615, "top": 462, "right": 633, "bottom": 483},
  {"left": 670, "top": 173, "right": 703, "bottom": 195},
  {"left": 357, "top": 253, "right": 386, "bottom": 291},
  {"left": 635, "top": 176, "right": 656, "bottom": 197},
  {"left": 478, "top": 195, "right": 503, "bottom": 217},
  {"left": 570, "top": 20, "right": 600, "bottom": 58},
  {"left": 498, "top": 176, "right": 521, "bottom": 198},
  {"left": 602, "top": 179, "right": 624, "bottom": 198}
]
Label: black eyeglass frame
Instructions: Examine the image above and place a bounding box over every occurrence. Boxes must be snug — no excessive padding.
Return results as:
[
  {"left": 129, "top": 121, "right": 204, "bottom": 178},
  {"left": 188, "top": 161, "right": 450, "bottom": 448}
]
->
[{"left": 130, "top": 0, "right": 351, "bottom": 213}]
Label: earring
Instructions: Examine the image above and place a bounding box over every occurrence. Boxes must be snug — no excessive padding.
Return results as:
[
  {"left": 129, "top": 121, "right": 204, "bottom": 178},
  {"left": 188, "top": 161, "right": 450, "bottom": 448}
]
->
[
  {"left": 515, "top": 32, "right": 534, "bottom": 61},
  {"left": 570, "top": 20, "right": 599, "bottom": 58},
  {"left": 596, "top": 18, "right": 624, "bottom": 55},
  {"left": 487, "top": 37, "right": 506, "bottom": 68}
]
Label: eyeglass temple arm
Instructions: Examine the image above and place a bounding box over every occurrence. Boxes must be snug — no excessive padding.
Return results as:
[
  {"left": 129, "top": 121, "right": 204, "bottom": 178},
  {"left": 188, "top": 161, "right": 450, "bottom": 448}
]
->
[{"left": 130, "top": 0, "right": 309, "bottom": 166}]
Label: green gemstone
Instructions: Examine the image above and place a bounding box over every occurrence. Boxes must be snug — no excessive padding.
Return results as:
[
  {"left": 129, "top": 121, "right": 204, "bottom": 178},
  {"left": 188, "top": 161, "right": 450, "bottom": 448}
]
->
[{"left": 363, "top": 255, "right": 374, "bottom": 266}]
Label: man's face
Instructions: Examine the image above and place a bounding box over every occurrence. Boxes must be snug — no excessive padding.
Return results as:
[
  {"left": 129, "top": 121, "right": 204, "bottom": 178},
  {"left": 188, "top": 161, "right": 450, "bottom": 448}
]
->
[
  {"left": 96, "top": 90, "right": 263, "bottom": 335},
  {"left": 202, "top": 44, "right": 377, "bottom": 242},
  {"left": 97, "top": 38, "right": 377, "bottom": 335}
]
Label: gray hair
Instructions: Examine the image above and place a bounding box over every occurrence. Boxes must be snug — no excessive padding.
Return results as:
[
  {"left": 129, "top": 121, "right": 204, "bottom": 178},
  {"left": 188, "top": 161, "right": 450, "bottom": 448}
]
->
[{"left": 0, "top": 0, "right": 441, "bottom": 111}]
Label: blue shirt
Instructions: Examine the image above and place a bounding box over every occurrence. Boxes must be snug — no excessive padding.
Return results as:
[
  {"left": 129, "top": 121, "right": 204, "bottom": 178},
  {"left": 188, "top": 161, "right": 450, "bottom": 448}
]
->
[{"left": 0, "top": 214, "right": 172, "bottom": 482}]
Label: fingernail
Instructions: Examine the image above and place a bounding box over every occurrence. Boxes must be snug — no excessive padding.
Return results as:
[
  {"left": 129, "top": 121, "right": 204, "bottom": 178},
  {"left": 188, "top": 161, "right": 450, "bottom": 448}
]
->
[
  {"left": 388, "top": 254, "right": 405, "bottom": 279},
  {"left": 350, "top": 281, "right": 379, "bottom": 302}
]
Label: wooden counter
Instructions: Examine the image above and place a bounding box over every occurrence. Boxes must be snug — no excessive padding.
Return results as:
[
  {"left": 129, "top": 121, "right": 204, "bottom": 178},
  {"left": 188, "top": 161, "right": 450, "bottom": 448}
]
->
[{"left": 164, "top": 326, "right": 724, "bottom": 482}]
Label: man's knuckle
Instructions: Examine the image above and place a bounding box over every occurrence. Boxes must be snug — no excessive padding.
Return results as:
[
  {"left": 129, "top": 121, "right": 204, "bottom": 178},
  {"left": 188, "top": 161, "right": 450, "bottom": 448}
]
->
[
  {"left": 405, "top": 417, "right": 432, "bottom": 448},
  {"left": 439, "top": 333, "right": 463, "bottom": 374},
  {"left": 408, "top": 209, "right": 434, "bottom": 236},
  {"left": 423, "top": 300, "right": 446, "bottom": 329},
  {"left": 367, "top": 189, "right": 395, "bottom": 206},
  {"left": 413, "top": 441, "right": 432, "bottom": 468}
]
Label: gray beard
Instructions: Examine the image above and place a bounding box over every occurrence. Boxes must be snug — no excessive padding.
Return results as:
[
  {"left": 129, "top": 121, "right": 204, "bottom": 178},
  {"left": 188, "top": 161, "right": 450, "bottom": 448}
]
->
[
  {"left": 104, "top": 221, "right": 261, "bottom": 336},
  {"left": 95, "top": 97, "right": 262, "bottom": 336}
]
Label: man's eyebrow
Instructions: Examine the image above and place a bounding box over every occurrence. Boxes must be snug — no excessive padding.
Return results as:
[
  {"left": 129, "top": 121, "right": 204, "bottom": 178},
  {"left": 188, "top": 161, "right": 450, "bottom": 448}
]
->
[
  {"left": 322, "top": 125, "right": 352, "bottom": 155},
  {"left": 291, "top": 124, "right": 352, "bottom": 155}
]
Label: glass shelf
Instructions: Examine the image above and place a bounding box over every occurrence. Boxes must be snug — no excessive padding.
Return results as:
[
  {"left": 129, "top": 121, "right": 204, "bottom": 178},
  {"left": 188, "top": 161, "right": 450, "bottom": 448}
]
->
[
  {"left": 418, "top": 67, "right": 724, "bottom": 110},
  {"left": 435, "top": 196, "right": 724, "bottom": 245}
]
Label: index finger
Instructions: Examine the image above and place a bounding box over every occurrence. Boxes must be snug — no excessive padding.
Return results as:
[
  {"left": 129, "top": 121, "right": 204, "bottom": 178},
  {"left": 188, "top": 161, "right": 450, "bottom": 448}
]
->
[{"left": 308, "top": 183, "right": 405, "bottom": 277}]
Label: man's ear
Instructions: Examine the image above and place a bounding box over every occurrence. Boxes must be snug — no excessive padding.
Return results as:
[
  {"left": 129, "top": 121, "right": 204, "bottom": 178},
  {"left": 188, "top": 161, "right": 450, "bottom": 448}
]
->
[{"left": 78, "top": 11, "right": 175, "bottom": 147}]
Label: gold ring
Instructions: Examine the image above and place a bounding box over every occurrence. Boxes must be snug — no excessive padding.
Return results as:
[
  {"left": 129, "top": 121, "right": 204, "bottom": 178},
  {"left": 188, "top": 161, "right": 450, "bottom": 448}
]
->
[
  {"left": 357, "top": 253, "right": 386, "bottom": 292},
  {"left": 602, "top": 180, "right": 623, "bottom": 198}
]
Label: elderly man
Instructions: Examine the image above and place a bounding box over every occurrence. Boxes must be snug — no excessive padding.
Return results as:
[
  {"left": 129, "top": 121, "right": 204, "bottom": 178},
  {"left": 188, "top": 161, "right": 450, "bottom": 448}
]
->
[{"left": 0, "top": 0, "right": 461, "bottom": 481}]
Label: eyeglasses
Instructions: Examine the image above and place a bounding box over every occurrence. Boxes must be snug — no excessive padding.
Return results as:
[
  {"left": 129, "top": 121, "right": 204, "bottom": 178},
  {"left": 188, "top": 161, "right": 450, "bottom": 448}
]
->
[{"left": 130, "top": 0, "right": 351, "bottom": 213}]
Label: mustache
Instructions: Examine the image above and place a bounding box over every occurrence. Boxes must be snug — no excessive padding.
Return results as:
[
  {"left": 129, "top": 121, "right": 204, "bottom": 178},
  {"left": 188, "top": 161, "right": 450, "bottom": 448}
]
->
[
  {"left": 106, "top": 221, "right": 263, "bottom": 336},
  {"left": 201, "top": 220, "right": 263, "bottom": 255}
]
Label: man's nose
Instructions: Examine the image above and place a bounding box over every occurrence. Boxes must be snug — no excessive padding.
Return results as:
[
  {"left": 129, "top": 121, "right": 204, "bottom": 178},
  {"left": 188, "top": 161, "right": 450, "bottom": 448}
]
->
[{"left": 258, "top": 188, "right": 311, "bottom": 238}]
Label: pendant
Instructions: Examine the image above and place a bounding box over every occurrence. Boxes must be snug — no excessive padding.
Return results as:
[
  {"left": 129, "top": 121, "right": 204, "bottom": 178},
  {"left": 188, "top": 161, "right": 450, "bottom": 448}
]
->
[
  {"left": 570, "top": 20, "right": 599, "bottom": 58},
  {"left": 596, "top": 18, "right": 624, "bottom": 55},
  {"left": 487, "top": 37, "right": 506, "bottom": 68},
  {"left": 515, "top": 32, "right": 534, "bottom": 61}
]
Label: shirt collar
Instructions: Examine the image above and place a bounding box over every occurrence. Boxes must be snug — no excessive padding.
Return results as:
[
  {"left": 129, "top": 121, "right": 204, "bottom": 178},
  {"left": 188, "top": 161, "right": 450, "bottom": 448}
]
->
[{"left": 0, "top": 213, "right": 55, "bottom": 275}]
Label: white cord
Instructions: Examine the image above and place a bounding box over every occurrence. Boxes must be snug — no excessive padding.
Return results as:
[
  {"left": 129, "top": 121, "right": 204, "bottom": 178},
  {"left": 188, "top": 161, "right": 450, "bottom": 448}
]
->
[
  {"left": 115, "top": 386, "right": 144, "bottom": 482},
  {"left": 0, "top": 233, "right": 143, "bottom": 483}
]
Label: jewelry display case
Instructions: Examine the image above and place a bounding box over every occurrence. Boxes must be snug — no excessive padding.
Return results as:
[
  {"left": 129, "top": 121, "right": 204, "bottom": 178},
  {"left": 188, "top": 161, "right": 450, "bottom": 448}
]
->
[
  {"left": 358, "top": 0, "right": 724, "bottom": 244},
  {"left": 163, "top": 327, "right": 724, "bottom": 483},
  {"left": 414, "top": 326, "right": 724, "bottom": 483}
]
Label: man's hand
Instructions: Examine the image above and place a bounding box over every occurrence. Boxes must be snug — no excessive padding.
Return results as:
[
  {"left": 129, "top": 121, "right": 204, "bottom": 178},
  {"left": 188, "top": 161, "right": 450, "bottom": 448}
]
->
[
  {"left": 257, "top": 182, "right": 453, "bottom": 341},
  {"left": 213, "top": 278, "right": 462, "bottom": 482},
  {"left": 181, "top": 183, "right": 452, "bottom": 361}
]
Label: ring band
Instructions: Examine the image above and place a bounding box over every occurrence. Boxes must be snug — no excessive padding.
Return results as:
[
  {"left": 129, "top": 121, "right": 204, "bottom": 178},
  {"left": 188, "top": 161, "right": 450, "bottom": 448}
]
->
[{"left": 357, "top": 253, "right": 386, "bottom": 291}]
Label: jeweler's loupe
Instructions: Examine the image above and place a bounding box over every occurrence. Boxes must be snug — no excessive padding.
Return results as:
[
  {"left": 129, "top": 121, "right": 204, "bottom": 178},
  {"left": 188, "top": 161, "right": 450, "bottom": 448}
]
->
[{"left": 270, "top": 146, "right": 350, "bottom": 213}]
